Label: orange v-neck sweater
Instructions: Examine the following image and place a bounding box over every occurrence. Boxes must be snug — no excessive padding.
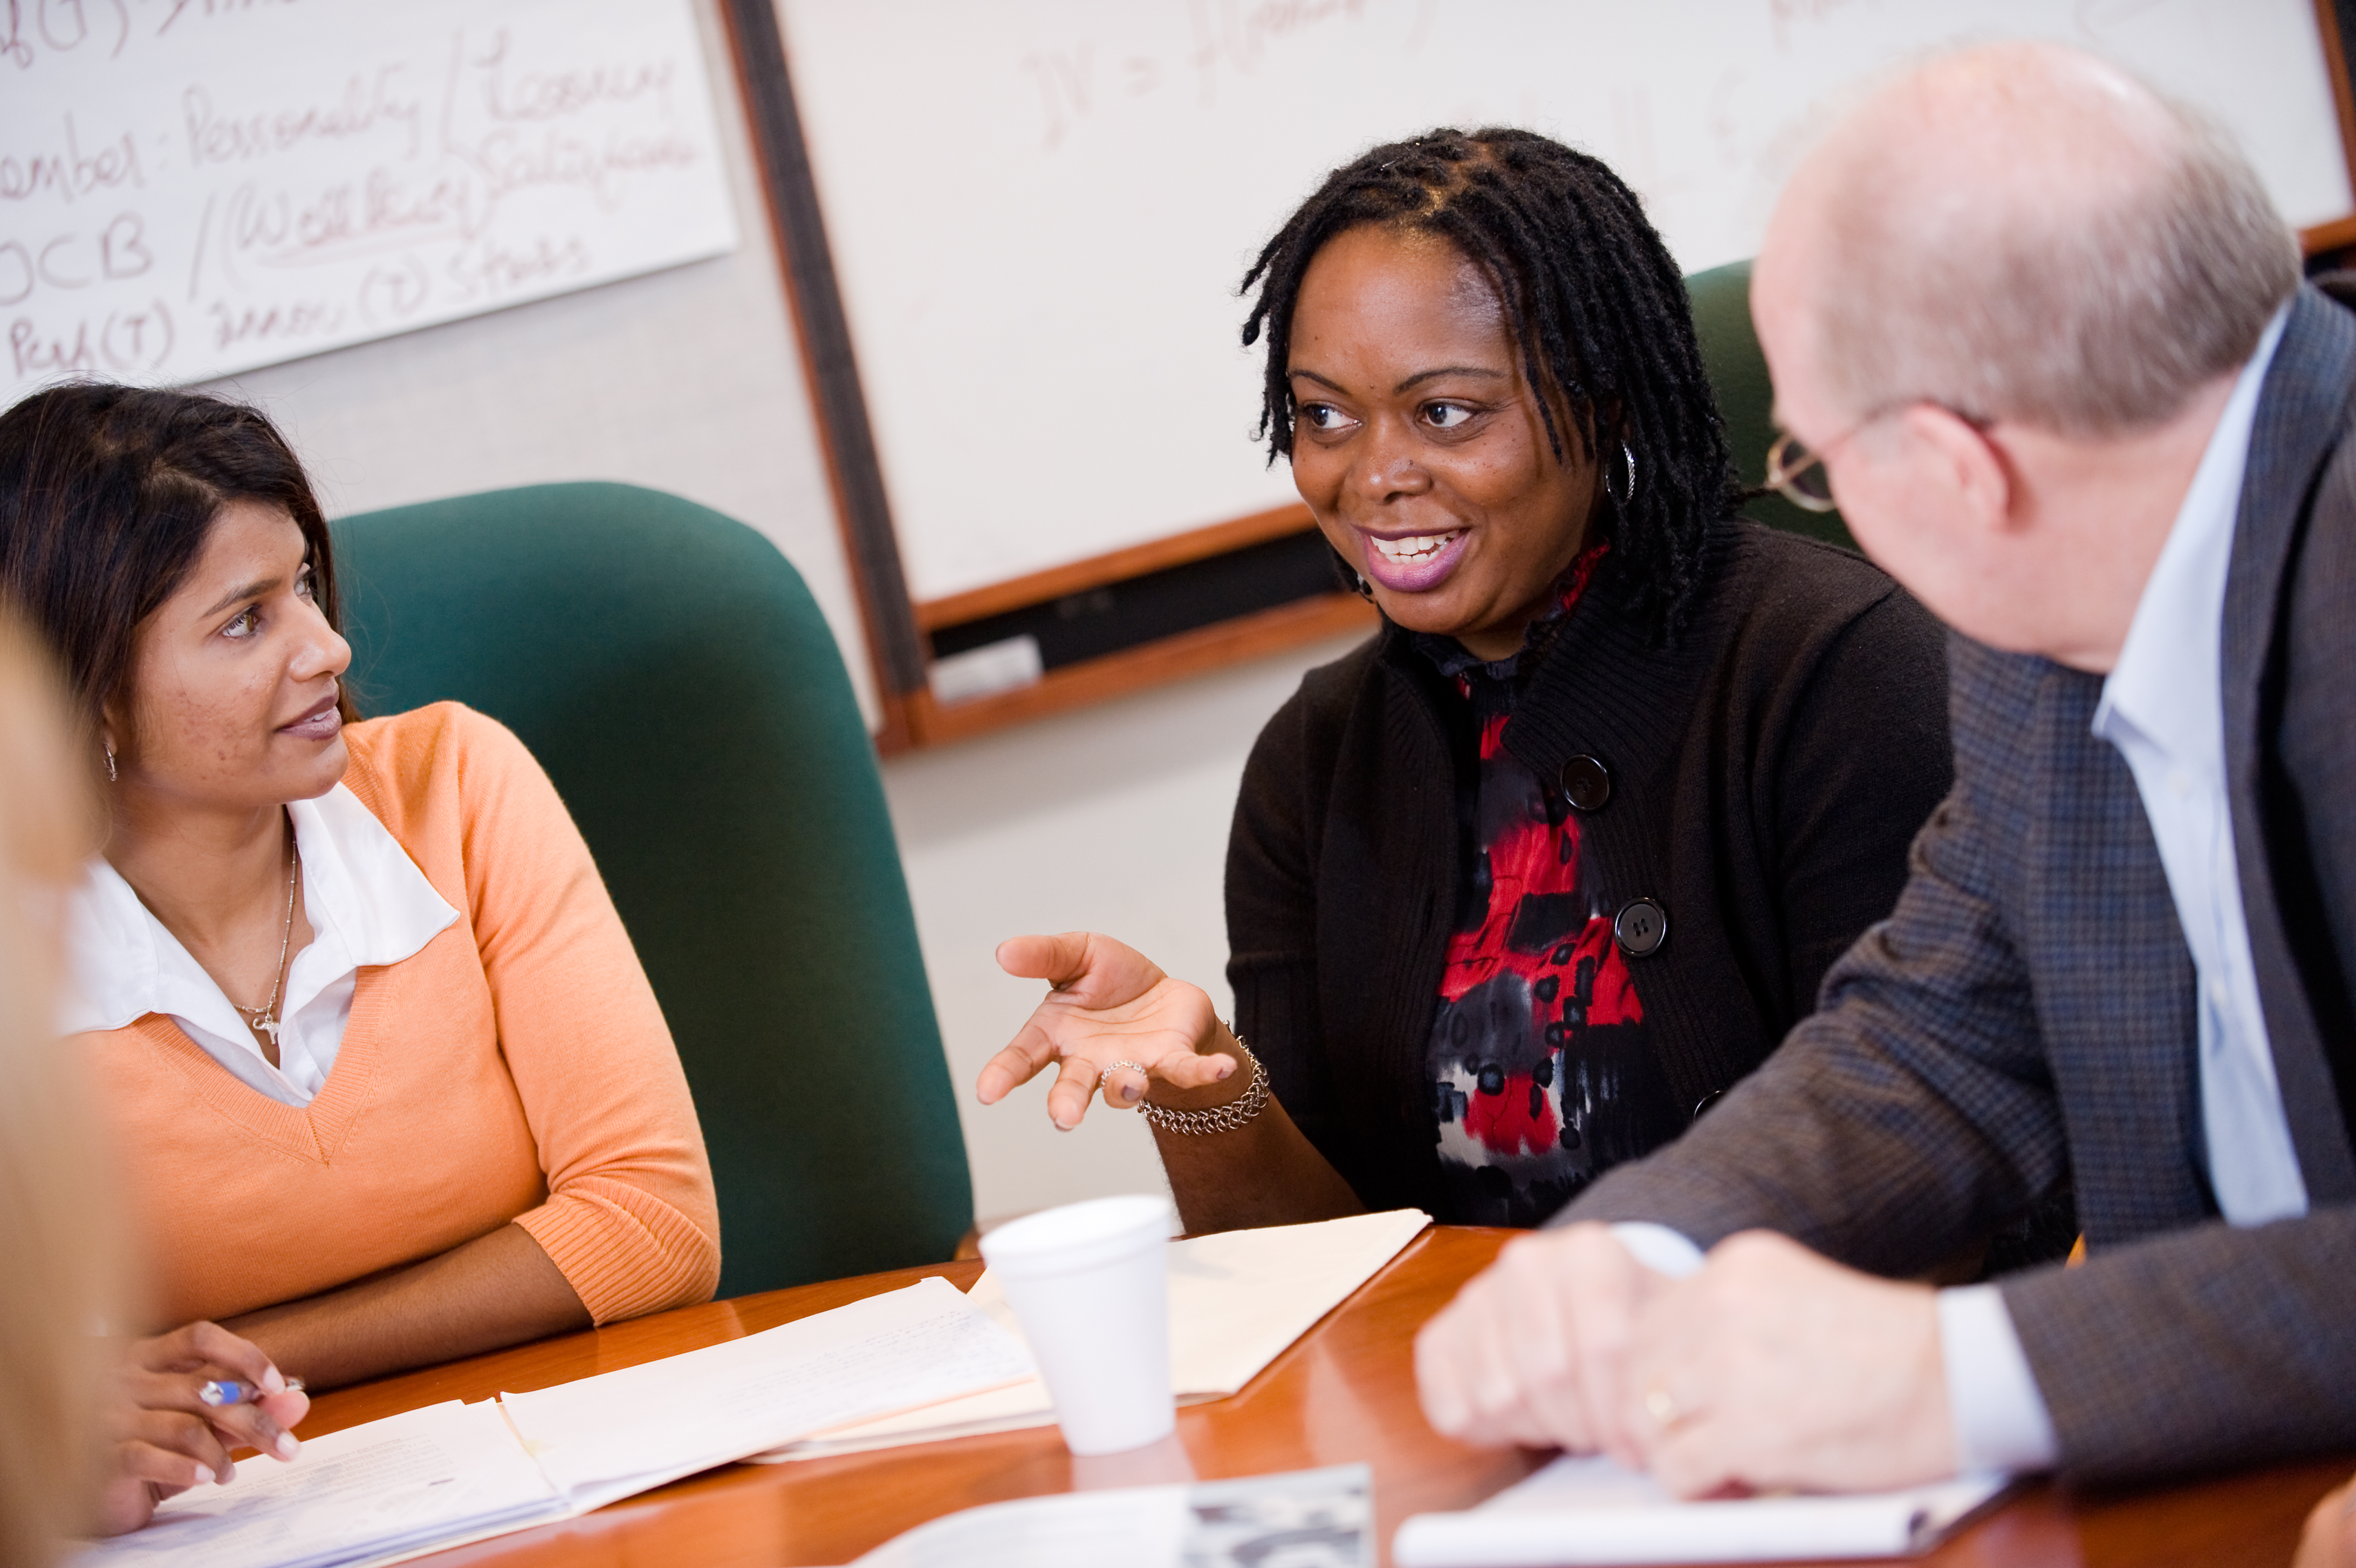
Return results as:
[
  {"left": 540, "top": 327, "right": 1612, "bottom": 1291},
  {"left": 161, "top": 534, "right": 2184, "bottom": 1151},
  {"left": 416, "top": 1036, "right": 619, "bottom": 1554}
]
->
[{"left": 79, "top": 702, "right": 720, "bottom": 1329}]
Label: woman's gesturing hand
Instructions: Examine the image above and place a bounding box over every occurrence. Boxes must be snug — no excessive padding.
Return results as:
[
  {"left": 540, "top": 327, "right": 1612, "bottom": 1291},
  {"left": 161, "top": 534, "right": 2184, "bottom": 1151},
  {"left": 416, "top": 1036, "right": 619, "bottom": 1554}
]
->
[
  {"left": 980, "top": 932, "right": 1241, "bottom": 1130},
  {"left": 95, "top": 1320, "right": 310, "bottom": 1536}
]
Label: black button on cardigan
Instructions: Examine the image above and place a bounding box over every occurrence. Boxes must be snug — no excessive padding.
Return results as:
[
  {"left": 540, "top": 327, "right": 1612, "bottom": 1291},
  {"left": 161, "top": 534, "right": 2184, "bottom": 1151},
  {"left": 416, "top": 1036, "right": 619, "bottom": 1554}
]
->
[
  {"left": 1559, "top": 754, "right": 1613, "bottom": 812},
  {"left": 1614, "top": 898, "right": 1669, "bottom": 957}
]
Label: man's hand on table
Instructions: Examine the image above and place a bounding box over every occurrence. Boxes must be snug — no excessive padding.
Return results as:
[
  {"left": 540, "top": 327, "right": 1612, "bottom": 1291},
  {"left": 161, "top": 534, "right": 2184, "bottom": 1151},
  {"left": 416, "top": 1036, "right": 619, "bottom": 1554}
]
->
[
  {"left": 1414, "top": 1223, "right": 1667, "bottom": 1466},
  {"left": 1621, "top": 1231, "right": 1955, "bottom": 1495},
  {"left": 2297, "top": 1472, "right": 2356, "bottom": 1568},
  {"left": 1415, "top": 1224, "right": 1958, "bottom": 1498}
]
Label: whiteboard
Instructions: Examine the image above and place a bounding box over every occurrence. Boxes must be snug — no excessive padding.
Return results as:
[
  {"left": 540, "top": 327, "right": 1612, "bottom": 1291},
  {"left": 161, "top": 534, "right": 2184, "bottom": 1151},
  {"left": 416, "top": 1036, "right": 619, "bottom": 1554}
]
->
[
  {"left": 1, "top": 0, "right": 737, "bottom": 408},
  {"left": 776, "top": 0, "right": 2354, "bottom": 605}
]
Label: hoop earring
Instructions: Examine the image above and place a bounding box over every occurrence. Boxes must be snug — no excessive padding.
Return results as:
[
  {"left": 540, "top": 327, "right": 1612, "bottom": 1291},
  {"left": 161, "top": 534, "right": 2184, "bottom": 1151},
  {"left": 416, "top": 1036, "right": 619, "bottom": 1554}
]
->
[
  {"left": 104, "top": 744, "right": 117, "bottom": 784},
  {"left": 1327, "top": 540, "right": 1378, "bottom": 604},
  {"left": 1605, "top": 442, "right": 1638, "bottom": 508}
]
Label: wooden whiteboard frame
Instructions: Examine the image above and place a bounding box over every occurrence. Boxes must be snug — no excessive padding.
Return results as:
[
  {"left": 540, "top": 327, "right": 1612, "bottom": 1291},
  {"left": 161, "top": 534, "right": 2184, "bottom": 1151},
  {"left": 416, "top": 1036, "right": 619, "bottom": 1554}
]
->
[
  {"left": 2307, "top": 0, "right": 2356, "bottom": 256},
  {"left": 724, "top": 0, "right": 2356, "bottom": 753}
]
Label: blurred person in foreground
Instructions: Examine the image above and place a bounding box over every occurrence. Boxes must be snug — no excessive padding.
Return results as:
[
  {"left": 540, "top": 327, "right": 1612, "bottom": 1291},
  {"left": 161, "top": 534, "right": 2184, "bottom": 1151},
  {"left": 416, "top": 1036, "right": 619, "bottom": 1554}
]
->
[
  {"left": 0, "top": 613, "right": 307, "bottom": 1564},
  {"left": 1415, "top": 42, "right": 2356, "bottom": 1494}
]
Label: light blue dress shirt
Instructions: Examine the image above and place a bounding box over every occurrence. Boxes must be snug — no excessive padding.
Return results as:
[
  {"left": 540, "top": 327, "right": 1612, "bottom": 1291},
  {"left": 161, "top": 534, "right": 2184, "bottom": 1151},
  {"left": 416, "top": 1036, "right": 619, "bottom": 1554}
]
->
[
  {"left": 1615, "top": 305, "right": 2298, "bottom": 1478},
  {"left": 1943, "top": 303, "right": 2295, "bottom": 1473},
  {"left": 2091, "top": 306, "right": 2303, "bottom": 1225}
]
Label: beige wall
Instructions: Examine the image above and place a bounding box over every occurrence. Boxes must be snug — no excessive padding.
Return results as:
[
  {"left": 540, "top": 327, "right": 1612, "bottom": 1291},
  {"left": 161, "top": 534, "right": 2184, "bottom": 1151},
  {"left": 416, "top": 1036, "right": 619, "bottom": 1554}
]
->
[
  {"left": 199, "top": 0, "right": 1339, "bottom": 1228},
  {"left": 885, "top": 631, "right": 1365, "bottom": 1223}
]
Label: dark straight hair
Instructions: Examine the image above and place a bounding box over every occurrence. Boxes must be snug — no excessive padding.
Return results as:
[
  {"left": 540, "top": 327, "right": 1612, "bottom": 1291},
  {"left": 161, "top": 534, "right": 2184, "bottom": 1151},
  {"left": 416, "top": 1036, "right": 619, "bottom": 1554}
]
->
[
  {"left": 0, "top": 384, "right": 355, "bottom": 747},
  {"left": 1241, "top": 127, "right": 1737, "bottom": 637}
]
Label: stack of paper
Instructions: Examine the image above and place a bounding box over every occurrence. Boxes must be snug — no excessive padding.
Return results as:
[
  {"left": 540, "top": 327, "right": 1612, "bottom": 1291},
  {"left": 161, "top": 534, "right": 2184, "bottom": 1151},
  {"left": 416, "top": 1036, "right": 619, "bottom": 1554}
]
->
[
  {"left": 72, "top": 1213, "right": 1432, "bottom": 1566},
  {"left": 1392, "top": 1453, "right": 2009, "bottom": 1566},
  {"left": 501, "top": 1275, "right": 1034, "bottom": 1509},
  {"left": 757, "top": 1208, "right": 1433, "bottom": 1462},
  {"left": 75, "top": 1277, "right": 1033, "bottom": 1568}
]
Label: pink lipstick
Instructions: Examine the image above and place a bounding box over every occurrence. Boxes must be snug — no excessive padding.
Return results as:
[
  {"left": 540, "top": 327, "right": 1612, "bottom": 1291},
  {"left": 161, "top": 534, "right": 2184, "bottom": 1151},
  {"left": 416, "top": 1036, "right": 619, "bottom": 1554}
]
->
[{"left": 1355, "top": 526, "right": 1471, "bottom": 594}]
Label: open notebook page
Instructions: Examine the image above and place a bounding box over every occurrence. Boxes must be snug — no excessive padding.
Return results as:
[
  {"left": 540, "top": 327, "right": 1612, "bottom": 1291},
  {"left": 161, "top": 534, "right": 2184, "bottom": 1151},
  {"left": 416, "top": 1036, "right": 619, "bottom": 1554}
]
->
[
  {"left": 1393, "top": 1453, "right": 2009, "bottom": 1566},
  {"left": 73, "top": 1400, "right": 561, "bottom": 1568},
  {"left": 77, "top": 1278, "right": 1037, "bottom": 1568},
  {"left": 758, "top": 1209, "right": 1433, "bottom": 1463}
]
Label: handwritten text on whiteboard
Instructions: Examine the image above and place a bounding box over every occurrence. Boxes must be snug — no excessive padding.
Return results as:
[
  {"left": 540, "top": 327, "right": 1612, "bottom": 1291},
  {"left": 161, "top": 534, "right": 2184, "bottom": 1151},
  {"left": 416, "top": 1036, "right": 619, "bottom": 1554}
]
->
[{"left": 1, "top": 0, "right": 737, "bottom": 406}]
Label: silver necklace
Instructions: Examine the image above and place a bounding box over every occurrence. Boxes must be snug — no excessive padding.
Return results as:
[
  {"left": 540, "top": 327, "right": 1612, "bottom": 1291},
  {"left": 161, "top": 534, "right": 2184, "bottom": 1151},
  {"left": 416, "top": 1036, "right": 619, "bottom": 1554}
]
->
[{"left": 234, "top": 833, "right": 300, "bottom": 1047}]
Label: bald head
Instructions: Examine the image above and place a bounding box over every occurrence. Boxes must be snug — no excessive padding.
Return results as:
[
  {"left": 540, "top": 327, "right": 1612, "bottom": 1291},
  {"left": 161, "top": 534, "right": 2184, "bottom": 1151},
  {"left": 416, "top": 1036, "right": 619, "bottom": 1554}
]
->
[{"left": 1763, "top": 42, "right": 2297, "bottom": 437}]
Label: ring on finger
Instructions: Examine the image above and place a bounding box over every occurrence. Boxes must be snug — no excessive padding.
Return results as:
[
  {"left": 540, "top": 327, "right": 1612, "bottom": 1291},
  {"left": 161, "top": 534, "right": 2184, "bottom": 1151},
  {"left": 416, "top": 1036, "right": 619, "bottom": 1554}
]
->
[
  {"left": 1643, "top": 1384, "right": 1698, "bottom": 1432},
  {"left": 1103, "top": 1060, "right": 1150, "bottom": 1104}
]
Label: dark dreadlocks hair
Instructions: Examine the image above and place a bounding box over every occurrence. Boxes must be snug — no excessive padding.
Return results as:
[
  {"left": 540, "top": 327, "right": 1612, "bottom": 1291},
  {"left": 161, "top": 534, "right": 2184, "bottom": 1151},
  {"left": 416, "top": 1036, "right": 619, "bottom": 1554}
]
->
[{"left": 1241, "top": 127, "right": 1736, "bottom": 637}]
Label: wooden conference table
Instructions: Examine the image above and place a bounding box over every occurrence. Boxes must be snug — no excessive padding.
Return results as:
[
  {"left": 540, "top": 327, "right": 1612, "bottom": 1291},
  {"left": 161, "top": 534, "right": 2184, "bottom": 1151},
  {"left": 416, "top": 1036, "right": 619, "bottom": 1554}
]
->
[{"left": 299, "top": 1227, "right": 2347, "bottom": 1568}]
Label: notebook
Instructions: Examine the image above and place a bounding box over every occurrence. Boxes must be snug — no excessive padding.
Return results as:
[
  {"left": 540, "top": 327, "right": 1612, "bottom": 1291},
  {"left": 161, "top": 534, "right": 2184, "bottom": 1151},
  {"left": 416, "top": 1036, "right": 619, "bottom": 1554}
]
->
[{"left": 1392, "top": 1452, "right": 2010, "bottom": 1566}]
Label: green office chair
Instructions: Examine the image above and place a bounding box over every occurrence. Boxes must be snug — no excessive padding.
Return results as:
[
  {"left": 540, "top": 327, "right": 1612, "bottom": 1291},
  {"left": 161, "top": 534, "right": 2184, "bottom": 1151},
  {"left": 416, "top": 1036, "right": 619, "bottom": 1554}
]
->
[
  {"left": 1684, "top": 259, "right": 1857, "bottom": 552},
  {"left": 328, "top": 482, "right": 972, "bottom": 1298}
]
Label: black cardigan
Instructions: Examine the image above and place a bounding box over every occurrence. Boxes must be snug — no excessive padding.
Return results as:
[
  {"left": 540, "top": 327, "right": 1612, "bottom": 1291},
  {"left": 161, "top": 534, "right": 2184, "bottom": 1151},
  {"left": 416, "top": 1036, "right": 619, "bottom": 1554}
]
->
[{"left": 1225, "top": 519, "right": 1955, "bottom": 1222}]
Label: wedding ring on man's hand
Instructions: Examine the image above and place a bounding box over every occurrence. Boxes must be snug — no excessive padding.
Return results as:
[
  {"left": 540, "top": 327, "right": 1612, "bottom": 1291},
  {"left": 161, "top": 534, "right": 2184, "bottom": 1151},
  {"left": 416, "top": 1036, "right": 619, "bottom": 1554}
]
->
[
  {"left": 1104, "top": 1060, "right": 1150, "bottom": 1104},
  {"left": 1644, "top": 1385, "right": 1694, "bottom": 1431}
]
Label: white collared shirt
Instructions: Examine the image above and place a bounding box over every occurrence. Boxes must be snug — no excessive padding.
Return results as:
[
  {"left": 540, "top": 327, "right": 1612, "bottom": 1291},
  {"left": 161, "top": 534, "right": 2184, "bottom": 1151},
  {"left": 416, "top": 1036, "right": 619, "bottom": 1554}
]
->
[{"left": 63, "top": 784, "right": 460, "bottom": 1107}]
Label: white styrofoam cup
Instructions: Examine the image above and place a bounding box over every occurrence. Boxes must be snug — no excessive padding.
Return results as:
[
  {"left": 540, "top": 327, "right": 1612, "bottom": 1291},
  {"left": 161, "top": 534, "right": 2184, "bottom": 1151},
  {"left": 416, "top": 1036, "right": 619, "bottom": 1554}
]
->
[{"left": 978, "top": 1194, "right": 1175, "bottom": 1455}]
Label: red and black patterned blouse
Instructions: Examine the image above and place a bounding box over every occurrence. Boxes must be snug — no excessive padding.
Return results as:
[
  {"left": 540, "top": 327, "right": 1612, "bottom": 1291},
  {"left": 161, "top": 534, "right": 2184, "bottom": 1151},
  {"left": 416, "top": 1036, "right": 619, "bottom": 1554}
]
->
[{"left": 1412, "top": 544, "right": 1683, "bottom": 1226}]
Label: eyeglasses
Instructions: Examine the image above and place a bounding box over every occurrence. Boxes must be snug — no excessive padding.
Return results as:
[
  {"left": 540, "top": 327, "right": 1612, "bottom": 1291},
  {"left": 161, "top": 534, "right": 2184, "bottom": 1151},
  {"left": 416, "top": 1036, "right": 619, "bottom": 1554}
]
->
[
  {"left": 1764, "top": 403, "right": 1992, "bottom": 516},
  {"left": 1762, "top": 430, "right": 1840, "bottom": 513}
]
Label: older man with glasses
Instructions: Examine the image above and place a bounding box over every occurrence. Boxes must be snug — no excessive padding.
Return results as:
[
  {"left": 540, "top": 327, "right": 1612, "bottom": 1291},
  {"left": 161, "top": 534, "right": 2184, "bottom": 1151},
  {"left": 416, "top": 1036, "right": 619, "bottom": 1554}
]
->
[{"left": 1414, "top": 39, "right": 2356, "bottom": 1497}]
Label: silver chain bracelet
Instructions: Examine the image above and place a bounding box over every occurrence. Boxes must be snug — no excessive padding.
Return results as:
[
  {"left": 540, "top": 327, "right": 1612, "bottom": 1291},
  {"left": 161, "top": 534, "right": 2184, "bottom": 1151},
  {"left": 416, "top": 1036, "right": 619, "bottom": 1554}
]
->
[{"left": 1141, "top": 1032, "right": 1270, "bottom": 1135}]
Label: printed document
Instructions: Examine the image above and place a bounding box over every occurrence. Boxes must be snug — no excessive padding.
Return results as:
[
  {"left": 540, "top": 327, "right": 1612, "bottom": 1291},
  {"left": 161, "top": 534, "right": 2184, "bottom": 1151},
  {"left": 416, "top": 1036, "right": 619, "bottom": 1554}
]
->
[{"left": 501, "top": 1273, "right": 1033, "bottom": 1508}]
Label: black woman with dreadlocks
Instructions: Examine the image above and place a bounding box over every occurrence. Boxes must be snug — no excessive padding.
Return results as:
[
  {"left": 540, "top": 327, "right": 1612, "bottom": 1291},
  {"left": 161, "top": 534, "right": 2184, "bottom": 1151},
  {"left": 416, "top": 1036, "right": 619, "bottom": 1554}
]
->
[{"left": 977, "top": 129, "right": 1953, "bottom": 1234}]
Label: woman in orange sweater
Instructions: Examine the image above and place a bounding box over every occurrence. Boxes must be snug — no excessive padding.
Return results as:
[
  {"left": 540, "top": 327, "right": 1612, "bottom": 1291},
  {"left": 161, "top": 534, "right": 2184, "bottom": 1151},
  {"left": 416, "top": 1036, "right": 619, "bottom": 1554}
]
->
[{"left": 0, "top": 386, "right": 720, "bottom": 1421}]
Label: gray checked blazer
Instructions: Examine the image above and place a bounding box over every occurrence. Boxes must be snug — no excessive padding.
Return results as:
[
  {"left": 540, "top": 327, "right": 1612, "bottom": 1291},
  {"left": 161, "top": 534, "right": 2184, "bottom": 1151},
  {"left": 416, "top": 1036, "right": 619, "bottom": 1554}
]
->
[{"left": 1560, "top": 283, "right": 2356, "bottom": 1485}]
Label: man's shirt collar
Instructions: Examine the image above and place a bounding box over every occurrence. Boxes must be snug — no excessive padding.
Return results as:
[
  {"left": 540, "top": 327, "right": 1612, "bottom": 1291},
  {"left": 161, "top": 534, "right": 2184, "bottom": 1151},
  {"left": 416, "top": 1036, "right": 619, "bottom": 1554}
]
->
[{"left": 2094, "top": 305, "right": 2290, "bottom": 758}]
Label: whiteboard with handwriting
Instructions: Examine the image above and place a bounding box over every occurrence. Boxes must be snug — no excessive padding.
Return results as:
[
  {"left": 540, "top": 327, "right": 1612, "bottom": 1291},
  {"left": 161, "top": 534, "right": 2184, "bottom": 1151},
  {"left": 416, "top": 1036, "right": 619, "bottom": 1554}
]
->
[
  {"left": 1, "top": 0, "right": 736, "bottom": 409},
  {"left": 776, "top": 0, "right": 2354, "bottom": 605}
]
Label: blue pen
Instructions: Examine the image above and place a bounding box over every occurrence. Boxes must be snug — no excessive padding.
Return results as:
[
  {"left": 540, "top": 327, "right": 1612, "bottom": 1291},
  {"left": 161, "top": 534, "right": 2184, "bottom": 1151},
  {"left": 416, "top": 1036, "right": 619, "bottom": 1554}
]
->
[{"left": 196, "top": 1376, "right": 305, "bottom": 1407}]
